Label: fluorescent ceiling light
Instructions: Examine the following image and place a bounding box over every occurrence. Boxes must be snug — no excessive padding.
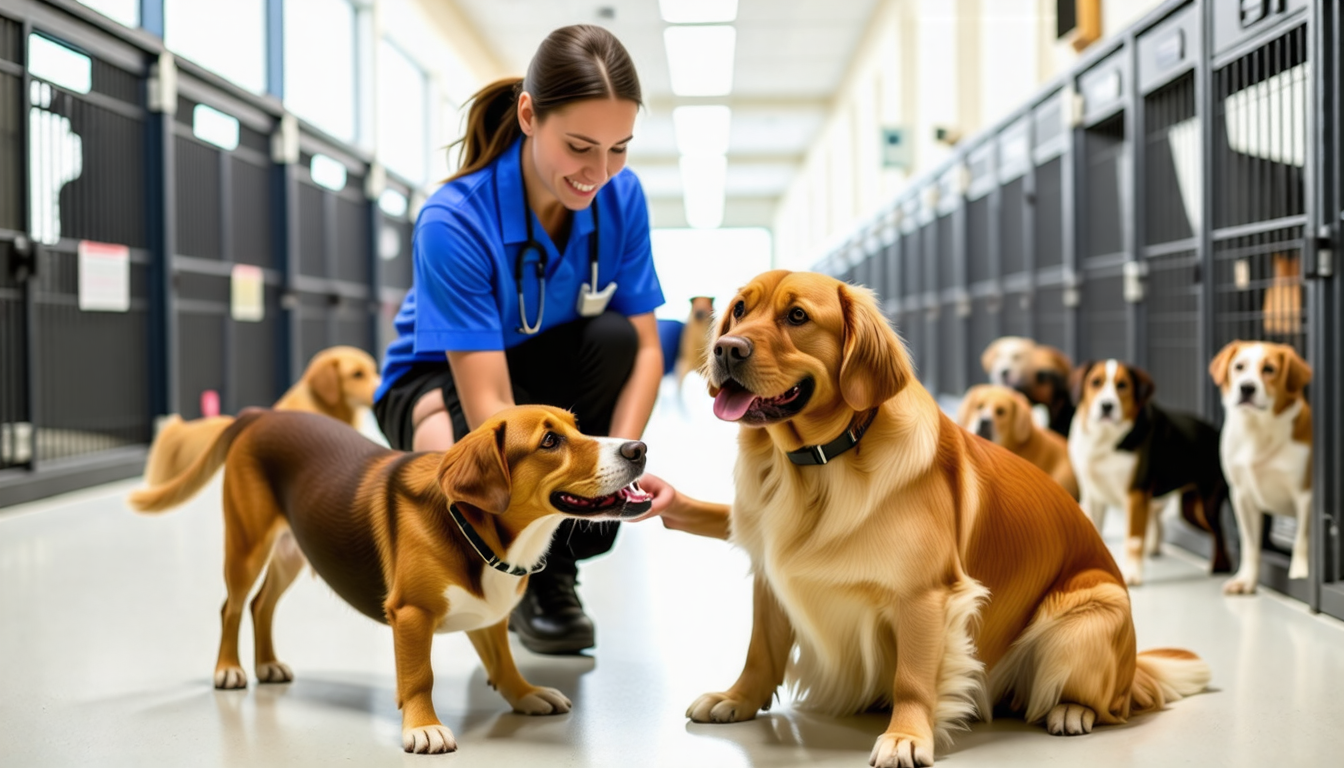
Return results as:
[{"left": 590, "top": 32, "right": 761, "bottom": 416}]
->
[
  {"left": 680, "top": 154, "right": 727, "bottom": 229},
  {"left": 664, "top": 26, "right": 735, "bottom": 97},
  {"left": 659, "top": 0, "right": 738, "bottom": 23},
  {"left": 673, "top": 105, "right": 732, "bottom": 156}
]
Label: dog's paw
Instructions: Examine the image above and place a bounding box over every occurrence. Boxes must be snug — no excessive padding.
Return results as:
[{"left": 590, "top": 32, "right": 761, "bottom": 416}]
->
[
  {"left": 686, "top": 691, "right": 759, "bottom": 723},
  {"left": 1223, "top": 575, "right": 1257, "bottom": 595},
  {"left": 213, "top": 665, "right": 247, "bottom": 689},
  {"left": 869, "top": 732, "right": 935, "bottom": 767},
  {"left": 510, "top": 686, "right": 572, "bottom": 715},
  {"left": 1122, "top": 569, "right": 1143, "bottom": 587},
  {"left": 403, "top": 724, "right": 457, "bottom": 754},
  {"left": 256, "top": 661, "right": 293, "bottom": 684},
  {"left": 1046, "top": 703, "right": 1096, "bottom": 735},
  {"left": 1288, "top": 556, "right": 1309, "bottom": 580}
]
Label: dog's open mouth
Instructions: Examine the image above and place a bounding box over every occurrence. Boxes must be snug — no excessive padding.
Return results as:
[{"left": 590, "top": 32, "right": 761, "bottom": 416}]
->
[
  {"left": 713, "top": 378, "right": 814, "bottom": 424},
  {"left": 551, "top": 481, "right": 653, "bottom": 517}
]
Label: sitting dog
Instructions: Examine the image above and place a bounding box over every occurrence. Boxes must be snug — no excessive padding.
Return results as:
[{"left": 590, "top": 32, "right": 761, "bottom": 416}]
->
[
  {"left": 958, "top": 384, "right": 1078, "bottom": 499},
  {"left": 1209, "top": 341, "right": 1313, "bottom": 594},
  {"left": 676, "top": 296, "right": 715, "bottom": 390},
  {"left": 129, "top": 406, "right": 652, "bottom": 754},
  {"left": 143, "top": 346, "right": 380, "bottom": 486},
  {"left": 690, "top": 271, "right": 1208, "bottom": 766},
  {"left": 1068, "top": 360, "right": 1231, "bottom": 585}
]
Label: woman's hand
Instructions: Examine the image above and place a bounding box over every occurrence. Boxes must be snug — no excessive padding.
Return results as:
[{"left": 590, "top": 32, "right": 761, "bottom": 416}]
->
[{"left": 630, "top": 473, "right": 730, "bottom": 540}]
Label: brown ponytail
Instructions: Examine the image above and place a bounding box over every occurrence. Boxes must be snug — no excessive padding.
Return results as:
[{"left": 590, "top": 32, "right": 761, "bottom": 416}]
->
[{"left": 448, "top": 25, "right": 642, "bottom": 182}]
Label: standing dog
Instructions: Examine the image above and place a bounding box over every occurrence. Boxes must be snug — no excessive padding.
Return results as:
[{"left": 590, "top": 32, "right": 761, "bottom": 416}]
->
[
  {"left": 143, "top": 346, "right": 380, "bottom": 485},
  {"left": 1068, "top": 361, "right": 1231, "bottom": 586},
  {"left": 690, "top": 271, "right": 1207, "bottom": 767},
  {"left": 1209, "top": 341, "right": 1313, "bottom": 594},
  {"left": 129, "top": 406, "right": 652, "bottom": 753},
  {"left": 958, "top": 384, "right": 1078, "bottom": 499}
]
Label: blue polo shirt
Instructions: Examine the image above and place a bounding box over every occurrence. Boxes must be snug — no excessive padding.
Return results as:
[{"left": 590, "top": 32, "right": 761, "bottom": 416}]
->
[{"left": 375, "top": 137, "right": 665, "bottom": 402}]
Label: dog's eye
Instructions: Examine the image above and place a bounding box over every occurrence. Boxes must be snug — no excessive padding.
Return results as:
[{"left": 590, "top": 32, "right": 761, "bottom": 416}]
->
[
  {"left": 351, "top": 370, "right": 364, "bottom": 379},
  {"left": 1091, "top": 377, "right": 1103, "bottom": 388},
  {"left": 1234, "top": 362, "right": 1245, "bottom": 371},
  {"left": 995, "top": 407, "right": 1005, "bottom": 416},
  {"left": 733, "top": 301, "right": 745, "bottom": 319},
  {"left": 1116, "top": 380, "right": 1128, "bottom": 390},
  {"left": 539, "top": 432, "right": 561, "bottom": 450},
  {"left": 787, "top": 307, "right": 808, "bottom": 325},
  {"left": 1263, "top": 365, "right": 1275, "bottom": 375}
]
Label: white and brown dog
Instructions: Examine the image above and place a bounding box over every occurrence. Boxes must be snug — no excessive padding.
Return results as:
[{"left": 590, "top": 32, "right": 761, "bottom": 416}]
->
[
  {"left": 1209, "top": 341, "right": 1313, "bottom": 594},
  {"left": 1068, "top": 360, "right": 1230, "bottom": 585}
]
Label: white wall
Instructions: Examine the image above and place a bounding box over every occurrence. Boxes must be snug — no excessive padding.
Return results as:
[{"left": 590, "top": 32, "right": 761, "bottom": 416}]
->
[{"left": 773, "top": 0, "right": 1166, "bottom": 271}]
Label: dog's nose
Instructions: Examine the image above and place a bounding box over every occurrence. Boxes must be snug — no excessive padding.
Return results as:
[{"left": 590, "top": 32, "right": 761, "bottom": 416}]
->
[
  {"left": 714, "top": 335, "right": 753, "bottom": 362},
  {"left": 976, "top": 419, "right": 994, "bottom": 440},
  {"left": 1100, "top": 401, "right": 1115, "bottom": 416},
  {"left": 1239, "top": 383, "right": 1257, "bottom": 399},
  {"left": 619, "top": 441, "right": 646, "bottom": 463}
]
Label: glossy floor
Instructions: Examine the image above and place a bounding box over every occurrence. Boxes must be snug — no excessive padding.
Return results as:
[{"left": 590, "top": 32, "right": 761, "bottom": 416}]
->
[{"left": 2, "top": 382, "right": 1341, "bottom": 767}]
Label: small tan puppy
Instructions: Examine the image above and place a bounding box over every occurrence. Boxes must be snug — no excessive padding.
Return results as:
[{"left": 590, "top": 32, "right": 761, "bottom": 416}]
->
[
  {"left": 676, "top": 296, "right": 715, "bottom": 389},
  {"left": 958, "top": 384, "right": 1078, "bottom": 499},
  {"left": 143, "top": 346, "right": 380, "bottom": 485}
]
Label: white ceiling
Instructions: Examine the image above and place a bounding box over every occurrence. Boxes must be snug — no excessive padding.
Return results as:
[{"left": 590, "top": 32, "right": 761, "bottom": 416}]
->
[{"left": 450, "top": 0, "right": 881, "bottom": 227}]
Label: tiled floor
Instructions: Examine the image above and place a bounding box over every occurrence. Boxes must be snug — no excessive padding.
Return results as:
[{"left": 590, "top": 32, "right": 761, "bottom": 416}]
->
[{"left": 2, "top": 380, "right": 1342, "bottom": 767}]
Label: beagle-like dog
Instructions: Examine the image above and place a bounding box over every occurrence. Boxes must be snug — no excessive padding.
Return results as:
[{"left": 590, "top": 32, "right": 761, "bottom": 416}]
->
[
  {"left": 143, "top": 346, "right": 381, "bottom": 486},
  {"left": 1018, "top": 345, "right": 1076, "bottom": 437},
  {"left": 958, "top": 384, "right": 1078, "bottom": 500},
  {"left": 690, "top": 271, "right": 1207, "bottom": 766},
  {"left": 1209, "top": 341, "right": 1313, "bottom": 594},
  {"left": 1067, "top": 360, "right": 1231, "bottom": 586},
  {"left": 129, "top": 406, "right": 652, "bottom": 754}
]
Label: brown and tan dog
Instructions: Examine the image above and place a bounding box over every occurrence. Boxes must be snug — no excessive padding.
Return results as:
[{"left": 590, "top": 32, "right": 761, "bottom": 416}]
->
[
  {"left": 676, "top": 296, "right": 715, "bottom": 390},
  {"left": 690, "top": 271, "right": 1207, "bottom": 766},
  {"left": 958, "top": 384, "right": 1078, "bottom": 499},
  {"left": 129, "top": 405, "right": 652, "bottom": 754},
  {"left": 143, "top": 346, "right": 380, "bottom": 485}
]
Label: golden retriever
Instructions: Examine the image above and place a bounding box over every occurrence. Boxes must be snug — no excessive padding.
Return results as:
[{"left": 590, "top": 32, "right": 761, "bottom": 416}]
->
[
  {"left": 689, "top": 271, "right": 1208, "bottom": 766},
  {"left": 143, "top": 346, "right": 380, "bottom": 485}
]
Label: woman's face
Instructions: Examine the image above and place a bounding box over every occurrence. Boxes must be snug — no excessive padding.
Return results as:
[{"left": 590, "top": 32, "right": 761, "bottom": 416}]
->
[{"left": 518, "top": 95, "right": 638, "bottom": 211}]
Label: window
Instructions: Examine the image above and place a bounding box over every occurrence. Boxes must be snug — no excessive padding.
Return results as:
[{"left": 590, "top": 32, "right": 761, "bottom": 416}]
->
[
  {"left": 77, "top": 0, "right": 139, "bottom": 28},
  {"left": 284, "top": 0, "right": 357, "bottom": 142},
  {"left": 164, "top": 0, "right": 267, "bottom": 94},
  {"left": 377, "top": 40, "right": 428, "bottom": 184}
]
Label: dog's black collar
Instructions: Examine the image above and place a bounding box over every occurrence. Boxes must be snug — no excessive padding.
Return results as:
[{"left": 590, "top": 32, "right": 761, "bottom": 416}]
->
[
  {"left": 786, "top": 409, "right": 879, "bottom": 466},
  {"left": 448, "top": 504, "right": 546, "bottom": 576}
]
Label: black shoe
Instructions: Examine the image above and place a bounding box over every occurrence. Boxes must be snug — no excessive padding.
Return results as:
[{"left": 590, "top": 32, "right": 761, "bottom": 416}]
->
[{"left": 510, "top": 571, "right": 595, "bottom": 654}]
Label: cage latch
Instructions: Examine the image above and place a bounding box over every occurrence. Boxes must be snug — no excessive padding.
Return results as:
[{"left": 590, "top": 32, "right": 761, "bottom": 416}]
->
[{"left": 1123, "top": 260, "right": 1148, "bottom": 303}]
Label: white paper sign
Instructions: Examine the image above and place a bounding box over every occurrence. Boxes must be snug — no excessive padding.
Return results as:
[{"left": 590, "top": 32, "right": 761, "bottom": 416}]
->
[
  {"left": 78, "top": 240, "right": 130, "bottom": 312},
  {"left": 231, "top": 264, "right": 265, "bottom": 322}
]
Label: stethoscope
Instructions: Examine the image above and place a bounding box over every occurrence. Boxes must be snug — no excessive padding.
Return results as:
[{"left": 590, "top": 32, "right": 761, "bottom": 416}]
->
[{"left": 515, "top": 144, "right": 617, "bottom": 334}]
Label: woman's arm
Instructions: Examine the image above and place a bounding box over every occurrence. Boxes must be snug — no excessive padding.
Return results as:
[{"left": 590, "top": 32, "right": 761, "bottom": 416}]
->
[
  {"left": 633, "top": 474, "right": 730, "bottom": 540},
  {"left": 607, "top": 312, "right": 664, "bottom": 440},
  {"left": 447, "top": 350, "right": 516, "bottom": 431}
]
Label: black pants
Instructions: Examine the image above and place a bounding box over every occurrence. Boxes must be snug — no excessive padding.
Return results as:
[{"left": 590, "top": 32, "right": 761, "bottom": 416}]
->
[{"left": 374, "top": 311, "right": 640, "bottom": 576}]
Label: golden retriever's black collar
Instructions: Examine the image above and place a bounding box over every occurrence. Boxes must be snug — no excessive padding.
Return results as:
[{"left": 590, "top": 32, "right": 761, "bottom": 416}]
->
[
  {"left": 449, "top": 504, "right": 546, "bottom": 576},
  {"left": 786, "top": 409, "right": 878, "bottom": 466}
]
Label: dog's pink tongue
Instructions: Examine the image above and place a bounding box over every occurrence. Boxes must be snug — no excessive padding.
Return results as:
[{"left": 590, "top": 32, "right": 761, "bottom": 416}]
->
[{"left": 713, "top": 387, "right": 758, "bottom": 422}]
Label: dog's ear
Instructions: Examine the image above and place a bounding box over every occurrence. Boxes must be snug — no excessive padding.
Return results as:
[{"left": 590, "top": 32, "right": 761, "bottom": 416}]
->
[
  {"left": 957, "top": 385, "right": 986, "bottom": 429},
  {"left": 1010, "top": 391, "right": 1034, "bottom": 445},
  {"left": 1068, "top": 362, "right": 1096, "bottom": 405},
  {"left": 1040, "top": 345, "right": 1073, "bottom": 376},
  {"left": 1208, "top": 341, "right": 1241, "bottom": 387},
  {"left": 838, "top": 284, "right": 910, "bottom": 411},
  {"left": 1128, "top": 365, "right": 1156, "bottom": 407},
  {"left": 439, "top": 421, "right": 511, "bottom": 515},
  {"left": 980, "top": 340, "right": 1002, "bottom": 375},
  {"left": 1281, "top": 346, "right": 1312, "bottom": 394},
  {"left": 308, "top": 357, "right": 343, "bottom": 407}
]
